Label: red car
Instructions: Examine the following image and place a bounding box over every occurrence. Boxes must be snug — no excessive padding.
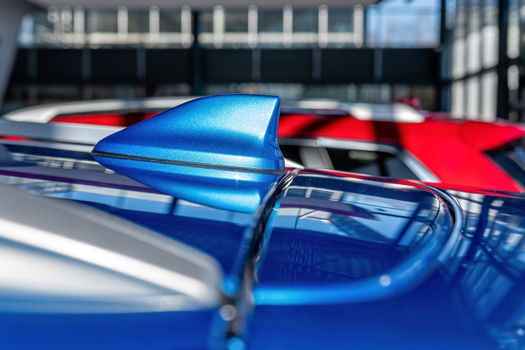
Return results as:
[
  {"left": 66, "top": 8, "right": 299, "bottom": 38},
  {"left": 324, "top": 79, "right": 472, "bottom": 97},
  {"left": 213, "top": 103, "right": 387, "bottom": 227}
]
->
[
  {"left": 4, "top": 98, "right": 525, "bottom": 192},
  {"left": 278, "top": 112, "right": 525, "bottom": 192}
]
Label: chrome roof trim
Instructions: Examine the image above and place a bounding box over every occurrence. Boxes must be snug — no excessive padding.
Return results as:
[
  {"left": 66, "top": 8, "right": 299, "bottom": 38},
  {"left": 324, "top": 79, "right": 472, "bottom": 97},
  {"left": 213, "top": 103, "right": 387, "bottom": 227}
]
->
[
  {"left": 0, "top": 119, "right": 120, "bottom": 145},
  {"left": 417, "top": 183, "right": 465, "bottom": 263},
  {"left": 3, "top": 97, "right": 194, "bottom": 123},
  {"left": 4, "top": 97, "right": 425, "bottom": 123}
]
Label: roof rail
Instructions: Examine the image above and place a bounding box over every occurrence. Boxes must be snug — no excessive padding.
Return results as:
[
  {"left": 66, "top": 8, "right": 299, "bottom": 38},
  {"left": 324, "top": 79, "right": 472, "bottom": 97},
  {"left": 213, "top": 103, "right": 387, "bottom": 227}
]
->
[
  {"left": 0, "top": 119, "right": 121, "bottom": 146},
  {"left": 281, "top": 100, "right": 425, "bottom": 122},
  {"left": 3, "top": 97, "right": 194, "bottom": 123}
]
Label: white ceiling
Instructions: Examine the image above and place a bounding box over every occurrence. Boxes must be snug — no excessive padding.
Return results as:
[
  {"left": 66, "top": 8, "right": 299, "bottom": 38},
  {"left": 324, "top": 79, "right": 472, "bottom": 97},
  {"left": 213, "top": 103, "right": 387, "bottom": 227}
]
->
[{"left": 26, "top": 0, "right": 380, "bottom": 9}]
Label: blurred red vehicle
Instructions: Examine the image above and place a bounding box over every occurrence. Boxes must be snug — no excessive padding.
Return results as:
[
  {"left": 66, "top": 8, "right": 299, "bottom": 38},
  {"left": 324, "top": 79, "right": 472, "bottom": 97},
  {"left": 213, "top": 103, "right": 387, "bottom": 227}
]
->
[
  {"left": 278, "top": 112, "right": 525, "bottom": 192},
  {"left": 4, "top": 98, "right": 525, "bottom": 192}
]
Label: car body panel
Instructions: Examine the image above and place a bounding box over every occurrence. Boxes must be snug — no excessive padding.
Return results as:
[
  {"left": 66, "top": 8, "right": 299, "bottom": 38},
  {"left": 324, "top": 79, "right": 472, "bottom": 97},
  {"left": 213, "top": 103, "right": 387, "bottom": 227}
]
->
[
  {"left": 249, "top": 172, "right": 525, "bottom": 350},
  {"left": 0, "top": 142, "right": 523, "bottom": 349},
  {"left": 0, "top": 311, "right": 219, "bottom": 350}
]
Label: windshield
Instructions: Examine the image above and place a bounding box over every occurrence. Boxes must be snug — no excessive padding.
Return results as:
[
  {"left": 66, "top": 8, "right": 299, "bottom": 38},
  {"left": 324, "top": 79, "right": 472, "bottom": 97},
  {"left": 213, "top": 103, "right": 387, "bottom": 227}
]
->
[{"left": 486, "top": 137, "right": 525, "bottom": 188}]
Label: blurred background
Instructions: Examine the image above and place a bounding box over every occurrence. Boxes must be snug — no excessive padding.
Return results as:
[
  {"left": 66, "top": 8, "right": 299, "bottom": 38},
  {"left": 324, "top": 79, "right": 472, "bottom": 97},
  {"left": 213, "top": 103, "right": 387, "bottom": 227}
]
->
[{"left": 0, "top": 0, "right": 523, "bottom": 121}]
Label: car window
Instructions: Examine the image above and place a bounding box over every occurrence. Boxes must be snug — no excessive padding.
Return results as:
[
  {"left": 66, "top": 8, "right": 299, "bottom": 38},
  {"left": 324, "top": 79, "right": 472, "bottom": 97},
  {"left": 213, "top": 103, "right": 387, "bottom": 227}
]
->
[
  {"left": 486, "top": 137, "right": 525, "bottom": 187},
  {"left": 280, "top": 144, "right": 419, "bottom": 180},
  {"left": 280, "top": 145, "right": 332, "bottom": 169}
]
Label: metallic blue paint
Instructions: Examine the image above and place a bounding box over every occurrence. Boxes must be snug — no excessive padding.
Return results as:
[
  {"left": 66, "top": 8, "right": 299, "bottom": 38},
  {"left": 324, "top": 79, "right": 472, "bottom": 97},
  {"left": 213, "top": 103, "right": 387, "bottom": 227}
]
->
[
  {"left": 0, "top": 144, "right": 524, "bottom": 349},
  {"left": 0, "top": 311, "right": 219, "bottom": 350},
  {"left": 92, "top": 94, "right": 284, "bottom": 212},
  {"left": 247, "top": 174, "right": 525, "bottom": 350},
  {"left": 254, "top": 174, "right": 454, "bottom": 305}
]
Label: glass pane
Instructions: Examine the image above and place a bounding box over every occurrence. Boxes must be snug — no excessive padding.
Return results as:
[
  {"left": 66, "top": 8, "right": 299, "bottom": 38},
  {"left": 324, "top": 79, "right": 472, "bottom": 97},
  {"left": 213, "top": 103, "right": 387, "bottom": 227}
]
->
[
  {"left": 87, "top": 10, "right": 118, "bottom": 33},
  {"left": 328, "top": 8, "right": 354, "bottom": 33},
  {"left": 326, "top": 148, "right": 418, "bottom": 179},
  {"left": 366, "top": 0, "right": 439, "bottom": 47},
  {"left": 384, "top": 156, "right": 419, "bottom": 179},
  {"left": 487, "top": 138, "right": 525, "bottom": 187},
  {"left": 280, "top": 145, "right": 302, "bottom": 165},
  {"left": 34, "top": 10, "right": 54, "bottom": 35},
  {"left": 258, "top": 9, "right": 283, "bottom": 33},
  {"left": 327, "top": 148, "right": 382, "bottom": 176},
  {"left": 293, "top": 9, "right": 318, "bottom": 32},
  {"left": 159, "top": 11, "right": 181, "bottom": 32},
  {"left": 225, "top": 9, "right": 248, "bottom": 33},
  {"left": 128, "top": 10, "right": 149, "bottom": 33},
  {"left": 200, "top": 11, "right": 213, "bottom": 33}
]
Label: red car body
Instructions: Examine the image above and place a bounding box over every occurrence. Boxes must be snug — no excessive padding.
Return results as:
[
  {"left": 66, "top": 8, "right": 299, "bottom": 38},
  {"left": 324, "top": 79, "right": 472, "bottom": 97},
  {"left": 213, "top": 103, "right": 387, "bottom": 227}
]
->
[{"left": 278, "top": 113, "right": 525, "bottom": 192}]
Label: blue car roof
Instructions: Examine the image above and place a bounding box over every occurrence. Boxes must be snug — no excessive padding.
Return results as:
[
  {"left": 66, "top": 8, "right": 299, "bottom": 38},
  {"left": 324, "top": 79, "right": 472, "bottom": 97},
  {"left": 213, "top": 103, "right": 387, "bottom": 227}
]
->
[{"left": 0, "top": 141, "right": 524, "bottom": 349}]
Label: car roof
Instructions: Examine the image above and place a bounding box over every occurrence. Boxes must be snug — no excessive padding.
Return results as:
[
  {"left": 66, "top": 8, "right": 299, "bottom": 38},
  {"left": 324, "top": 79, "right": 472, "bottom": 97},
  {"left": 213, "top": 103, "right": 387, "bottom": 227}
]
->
[{"left": 3, "top": 97, "right": 426, "bottom": 123}]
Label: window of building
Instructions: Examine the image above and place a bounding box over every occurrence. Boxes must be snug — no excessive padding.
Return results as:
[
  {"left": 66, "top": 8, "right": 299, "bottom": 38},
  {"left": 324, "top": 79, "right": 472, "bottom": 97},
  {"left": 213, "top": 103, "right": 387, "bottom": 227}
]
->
[
  {"left": 328, "top": 8, "right": 354, "bottom": 33},
  {"left": 258, "top": 9, "right": 283, "bottom": 33},
  {"left": 366, "top": 0, "right": 440, "bottom": 48},
  {"left": 224, "top": 9, "right": 248, "bottom": 33},
  {"left": 200, "top": 11, "right": 214, "bottom": 33},
  {"left": 87, "top": 10, "right": 118, "bottom": 33},
  {"left": 159, "top": 11, "right": 181, "bottom": 33},
  {"left": 32, "top": 10, "right": 54, "bottom": 35},
  {"left": 293, "top": 9, "right": 318, "bottom": 33},
  {"left": 128, "top": 10, "right": 149, "bottom": 33}
]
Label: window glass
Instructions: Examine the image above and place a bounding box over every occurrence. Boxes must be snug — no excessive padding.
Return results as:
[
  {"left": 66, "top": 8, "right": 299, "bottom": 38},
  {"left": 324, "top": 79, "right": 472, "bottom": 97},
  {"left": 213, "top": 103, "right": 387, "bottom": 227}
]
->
[
  {"left": 159, "top": 11, "right": 181, "bottom": 33},
  {"left": 33, "top": 10, "right": 54, "bottom": 35},
  {"left": 200, "top": 11, "right": 214, "bottom": 33},
  {"left": 384, "top": 154, "right": 419, "bottom": 179},
  {"left": 258, "top": 10, "right": 283, "bottom": 33},
  {"left": 328, "top": 148, "right": 382, "bottom": 175},
  {"left": 293, "top": 9, "right": 318, "bottom": 32},
  {"left": 366, "top": 0, "right": 439, "bottom": 47},
  {"left": 280, "top": 144, "right": 419, "bottom": 180},
  {"left": 487, "top": 138, "right": 525, "bottom": 187},
  {"left": 328, "top": 8, "right": 354, "bottom": 33},
  {"left": 128, "top": 10, "right": 149, "bottom": 33},
  {"left": 225, "top": 9, "right": 248, "bottom": 33},
  {"left": 280, "top": 145, "right": 332, "bottom": 169},
  {"left": 280, "top": 145, "right": 302, "bottom": 165},
  {"left": 328, "top": 148, "right": 418, "bottom": 179},
  {"left": 87, "top": 10, "right": 118, "bottom": 33}
]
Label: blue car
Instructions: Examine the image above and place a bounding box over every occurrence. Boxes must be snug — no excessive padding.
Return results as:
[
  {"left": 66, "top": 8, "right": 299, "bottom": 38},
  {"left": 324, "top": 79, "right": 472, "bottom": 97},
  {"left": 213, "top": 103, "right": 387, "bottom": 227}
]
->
[{"left": 0, "top": 95, "right": 523, "bottom": 349}]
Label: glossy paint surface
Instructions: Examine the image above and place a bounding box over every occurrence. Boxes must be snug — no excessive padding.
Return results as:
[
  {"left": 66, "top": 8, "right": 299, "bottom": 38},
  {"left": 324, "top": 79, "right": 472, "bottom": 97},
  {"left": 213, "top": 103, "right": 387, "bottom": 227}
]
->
[
  {"left": 93, "top": 94, "right": 284, "bottom": 212},
  {"left": 279, "top": 114, "right": 525, "bottom": 192},
  {"left": 248, "top": 172, "right": 525, "bottom": 350},
  {"left": 0, "top": 311, "right": 219, "bottom": 350},
  {"left": 94, "top": 94, "right": 283, "bottom": 170},
  {"left": 0, "top": 146, "right": 524, "bottom": 349},
  {"left": 0, "top": 160, "right": 250, "bottom": 349},
  {"left": 254, "top": 174, "right": 454, "bottom": 305}
]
